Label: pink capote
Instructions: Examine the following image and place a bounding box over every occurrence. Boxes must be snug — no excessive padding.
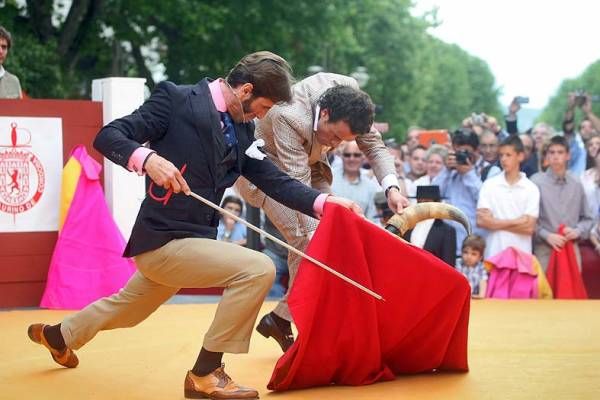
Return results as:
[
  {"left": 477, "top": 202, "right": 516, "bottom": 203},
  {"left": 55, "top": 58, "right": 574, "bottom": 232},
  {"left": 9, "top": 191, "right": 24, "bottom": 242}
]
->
[
  {"left": 40, "top": 145, "right": 135, "bottom": 309},
  {"left": 485, "top": 246, "right": 540, "bottom": 299}
]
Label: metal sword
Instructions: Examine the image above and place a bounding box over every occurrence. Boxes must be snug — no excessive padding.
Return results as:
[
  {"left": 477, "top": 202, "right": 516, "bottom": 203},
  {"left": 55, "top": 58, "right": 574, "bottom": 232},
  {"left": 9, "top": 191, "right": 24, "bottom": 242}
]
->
[{"left": 186, "top": 191, "right": 384, "bottom": 301}]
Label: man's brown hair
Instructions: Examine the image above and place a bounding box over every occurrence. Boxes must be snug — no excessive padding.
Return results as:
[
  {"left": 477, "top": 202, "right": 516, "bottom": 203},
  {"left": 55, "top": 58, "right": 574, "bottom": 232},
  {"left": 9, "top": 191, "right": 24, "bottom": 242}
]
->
[
  {"left": 226, "top": 51, "right": 293, "bottom": 104},
  {"left": 0, "top": 26, "right": 12, "bottom": 49},
  {"left": 462, "top": 234, "right": 486, "bottom": 254}
]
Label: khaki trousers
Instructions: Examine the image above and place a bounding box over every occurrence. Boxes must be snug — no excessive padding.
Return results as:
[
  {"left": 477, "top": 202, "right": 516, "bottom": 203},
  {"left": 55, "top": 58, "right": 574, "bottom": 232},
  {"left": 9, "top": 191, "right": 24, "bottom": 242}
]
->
[{"left": 60, "top": 238, "right": 275, "bottom": 354}]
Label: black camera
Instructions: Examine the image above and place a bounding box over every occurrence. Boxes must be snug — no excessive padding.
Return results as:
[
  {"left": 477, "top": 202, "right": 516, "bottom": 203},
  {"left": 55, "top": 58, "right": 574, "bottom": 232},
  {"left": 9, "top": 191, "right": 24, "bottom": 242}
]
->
[
  {"left": 455, "top": 150, "right": 471, "bottom": 165},
  {"left": 575, "top": 89, "right": 587, "bottom": 107}
]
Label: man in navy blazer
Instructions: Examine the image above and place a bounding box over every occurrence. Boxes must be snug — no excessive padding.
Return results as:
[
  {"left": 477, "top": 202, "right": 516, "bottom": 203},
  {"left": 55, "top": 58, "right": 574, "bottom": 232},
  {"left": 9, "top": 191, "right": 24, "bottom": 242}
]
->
[{"left": 28, "top": 51, "right": 362, "bottom": 399}]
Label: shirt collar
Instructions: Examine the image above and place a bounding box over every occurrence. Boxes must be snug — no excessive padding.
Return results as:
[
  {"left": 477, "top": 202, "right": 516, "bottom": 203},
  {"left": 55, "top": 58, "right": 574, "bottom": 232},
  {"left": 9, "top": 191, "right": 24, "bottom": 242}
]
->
[
  {"left": 313, "top": 104, "right": 320, "bottom": 132},
  {"left": 546, "top": 168, "right": 567, "bottom": 183},
  {"left": 0, "top": 66, "right": 5, "bottom": 79},
  {"left": 343, "top": 170, "right": 364, "bottom": 184},
  {"left": 208, "top": 78, "right": 227, "bottom": 113},
  {"left": 501, "top": 171, "right": 527, "bottom": 187}
]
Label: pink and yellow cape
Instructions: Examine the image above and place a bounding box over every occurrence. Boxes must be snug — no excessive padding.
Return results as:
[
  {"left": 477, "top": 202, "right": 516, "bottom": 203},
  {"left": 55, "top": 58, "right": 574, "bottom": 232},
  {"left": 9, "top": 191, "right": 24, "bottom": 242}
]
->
[{"left": 40, "top": 145, "right": 135, "bottom": 309}]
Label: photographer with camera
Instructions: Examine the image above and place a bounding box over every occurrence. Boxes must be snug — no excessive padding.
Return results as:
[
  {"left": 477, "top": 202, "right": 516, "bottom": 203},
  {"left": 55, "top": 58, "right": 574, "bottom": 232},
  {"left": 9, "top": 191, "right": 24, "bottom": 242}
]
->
[
  {"left": 562, "top": 91, "right": 596, "bottom": 176},
  {"left": 462, "top": 97, "right": 523, "bottom": 142},
  {"left": 433, "top": 129, "right": 486, "bottom": 255},
  {"left": 569, "top": 92, "right": 600, "bottom": 142}
]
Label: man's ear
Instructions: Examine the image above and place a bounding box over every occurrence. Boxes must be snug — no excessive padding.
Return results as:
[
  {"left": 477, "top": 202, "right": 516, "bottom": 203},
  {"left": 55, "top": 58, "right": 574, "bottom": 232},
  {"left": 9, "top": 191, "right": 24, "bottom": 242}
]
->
[
  {"left": 320, "top": 108, "right": 329, "bottom": 120},
  {"left": 239, "top": 83, "right": 254, "bottom": 101}
]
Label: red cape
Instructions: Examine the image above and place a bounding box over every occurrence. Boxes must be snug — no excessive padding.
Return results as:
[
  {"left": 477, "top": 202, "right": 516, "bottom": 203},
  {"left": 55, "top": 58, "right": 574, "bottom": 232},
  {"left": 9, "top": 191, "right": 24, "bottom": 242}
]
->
[
  {"left": 546, "top": 225, "right": 588, "bottom": 299},
  {"left": 268, "top": 204, "right": 471, "bottom": 390}
]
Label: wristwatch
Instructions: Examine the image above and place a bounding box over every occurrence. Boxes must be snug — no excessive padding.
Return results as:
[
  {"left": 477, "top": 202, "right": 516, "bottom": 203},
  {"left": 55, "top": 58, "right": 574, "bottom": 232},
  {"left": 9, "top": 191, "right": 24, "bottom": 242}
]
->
[{"left": 385, "top": 185, "right": 400, "bottom": 198}]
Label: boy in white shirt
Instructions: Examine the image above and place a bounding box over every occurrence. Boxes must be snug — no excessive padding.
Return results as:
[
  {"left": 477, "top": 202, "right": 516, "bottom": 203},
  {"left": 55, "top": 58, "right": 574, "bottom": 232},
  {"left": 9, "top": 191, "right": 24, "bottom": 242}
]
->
[{"left": 476, "top": 135, "right": 540, "bottom": 258}]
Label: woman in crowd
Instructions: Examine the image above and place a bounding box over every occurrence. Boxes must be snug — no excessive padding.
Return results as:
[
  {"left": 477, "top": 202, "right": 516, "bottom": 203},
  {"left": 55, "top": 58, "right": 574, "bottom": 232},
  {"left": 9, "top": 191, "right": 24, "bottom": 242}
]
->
[
  {"left": 585, "top": 132, "right": 600, "bottom": 169},
  {"left": 581, "top": 139, "right": 600, "bottom": 221},
  {"left": 413, "top": 144, "right": 448, "bottom": 187}
]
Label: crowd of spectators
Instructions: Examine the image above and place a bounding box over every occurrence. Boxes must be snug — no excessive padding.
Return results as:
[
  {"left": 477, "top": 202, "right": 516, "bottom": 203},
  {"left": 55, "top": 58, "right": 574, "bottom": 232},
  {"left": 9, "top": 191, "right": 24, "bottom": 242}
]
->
[
  {"left": 6, "top": 21, "right": 597, "bottom": 298},
  {"left": 219, "top": 93, "right": 600, "bottom": 299}
]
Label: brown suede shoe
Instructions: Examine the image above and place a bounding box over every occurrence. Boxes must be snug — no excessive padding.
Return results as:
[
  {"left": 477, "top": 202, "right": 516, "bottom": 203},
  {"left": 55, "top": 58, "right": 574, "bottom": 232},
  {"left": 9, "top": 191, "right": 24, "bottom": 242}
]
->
[
  {"left": 184, "top": 364, "right": 258, "bottom": 399},
  {"left": 27, "top": 323, "right": 79, "bottom": 368}
]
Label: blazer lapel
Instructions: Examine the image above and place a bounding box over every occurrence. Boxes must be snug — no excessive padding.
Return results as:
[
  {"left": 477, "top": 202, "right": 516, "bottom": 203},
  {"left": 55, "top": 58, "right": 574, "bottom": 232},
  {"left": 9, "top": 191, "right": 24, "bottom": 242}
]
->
[{"left": 189, "top": 79, "right": 225, "bottom": 184}]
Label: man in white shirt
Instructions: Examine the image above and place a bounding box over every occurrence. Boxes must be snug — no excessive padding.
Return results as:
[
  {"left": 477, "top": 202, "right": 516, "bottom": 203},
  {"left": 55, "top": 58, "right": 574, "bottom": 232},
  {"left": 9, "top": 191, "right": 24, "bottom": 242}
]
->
[{"left": 477, "top": 135, "right": 540, "bottom": 258}]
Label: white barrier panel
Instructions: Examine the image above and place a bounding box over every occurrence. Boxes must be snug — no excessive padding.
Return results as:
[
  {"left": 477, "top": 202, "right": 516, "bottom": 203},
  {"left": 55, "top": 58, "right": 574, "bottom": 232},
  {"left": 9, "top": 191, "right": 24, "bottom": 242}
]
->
[{"left": 91, "top": 77, "right": 146, "bottom": 241}]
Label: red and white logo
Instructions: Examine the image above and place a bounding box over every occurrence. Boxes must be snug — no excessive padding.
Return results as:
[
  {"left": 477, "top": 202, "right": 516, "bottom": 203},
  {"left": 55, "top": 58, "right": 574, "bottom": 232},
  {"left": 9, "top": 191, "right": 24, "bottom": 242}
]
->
[{"left": 0, "top": 122, "right": 45, "bottom": 222}]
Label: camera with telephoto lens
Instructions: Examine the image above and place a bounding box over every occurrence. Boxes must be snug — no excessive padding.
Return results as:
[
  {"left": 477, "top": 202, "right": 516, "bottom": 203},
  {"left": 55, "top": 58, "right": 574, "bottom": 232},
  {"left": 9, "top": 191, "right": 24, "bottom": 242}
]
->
[{"left": 455, "top": 150, "right": 471, "bottom": 165}]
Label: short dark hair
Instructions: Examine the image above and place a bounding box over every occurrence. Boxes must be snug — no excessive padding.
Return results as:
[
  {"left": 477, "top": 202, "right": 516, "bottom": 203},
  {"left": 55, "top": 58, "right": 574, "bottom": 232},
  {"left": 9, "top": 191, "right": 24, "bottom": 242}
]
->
[
  {"left": 0, "top": 26, "right": 12, "bottom": 49},
  {"left": 462, "top": 235, "right": 485, "bottom": 254},
  {"left": 221, "top": 195, "right": 244, "bottom": 213},
  {"left": 499, "top": 135, "right": 524, "bottom": 153},
  {"left": 318, "top": 85, "right": 374, "bottom": 135},
  {"left": 548, "top": 135, "right": 570, "bottom": 153},
  {"left": 226, "top": 51, "right": 293, "bottom": 104},
  {"left": 452, "top": 128, "right": 479, "bottom": 150},
  {"left": 410, "top": 144, "right": 427, "bottom": 157}
]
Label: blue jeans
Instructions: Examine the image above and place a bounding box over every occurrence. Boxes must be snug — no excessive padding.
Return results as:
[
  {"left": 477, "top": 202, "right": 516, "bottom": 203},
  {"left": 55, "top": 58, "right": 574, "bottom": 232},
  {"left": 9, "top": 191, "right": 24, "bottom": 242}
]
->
[{"left": 263, "top": 248, "right": 288, "bottom": 298}]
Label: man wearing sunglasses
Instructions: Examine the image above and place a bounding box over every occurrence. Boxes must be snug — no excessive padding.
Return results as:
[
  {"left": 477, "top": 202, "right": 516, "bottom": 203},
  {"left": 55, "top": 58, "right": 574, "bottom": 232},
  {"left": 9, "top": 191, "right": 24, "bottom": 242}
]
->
[
  {"left": 236, "top": 72, "right": 409, "bottom": 353},
  {"left": 331, "top": 140, "right": 380, "bottom": 221}
]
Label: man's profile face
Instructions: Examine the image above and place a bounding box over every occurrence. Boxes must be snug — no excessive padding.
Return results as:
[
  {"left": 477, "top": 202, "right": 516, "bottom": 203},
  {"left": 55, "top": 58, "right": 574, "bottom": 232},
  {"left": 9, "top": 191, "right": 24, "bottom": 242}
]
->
[
  {"left": 244, "top": 97, "right": 274, "bottom": 120},
  {"left": 315, "top": 109, "right": 357, "bottom": 147},
  {"left": 0, "top": 38, "right": 8, "bottom": 65},
  {"left": 228, "top": 82, "right": 275, "bottom": 123}
]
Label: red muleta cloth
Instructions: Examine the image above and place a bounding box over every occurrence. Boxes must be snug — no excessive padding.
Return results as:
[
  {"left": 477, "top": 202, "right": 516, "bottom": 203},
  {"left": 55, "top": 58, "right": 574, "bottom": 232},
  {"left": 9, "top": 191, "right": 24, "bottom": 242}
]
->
[
  {"left": 546, "top": 224, "right": 588, "bottom": 299},
  {"left": 268, "top": 203, "right": 471, "bottom": 390}
]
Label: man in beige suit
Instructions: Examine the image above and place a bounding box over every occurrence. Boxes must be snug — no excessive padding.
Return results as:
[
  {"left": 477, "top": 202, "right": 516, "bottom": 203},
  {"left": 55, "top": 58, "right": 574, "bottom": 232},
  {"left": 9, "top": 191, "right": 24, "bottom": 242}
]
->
[{"left": 236, "top": 72, "right": 408, "bottom": 351}]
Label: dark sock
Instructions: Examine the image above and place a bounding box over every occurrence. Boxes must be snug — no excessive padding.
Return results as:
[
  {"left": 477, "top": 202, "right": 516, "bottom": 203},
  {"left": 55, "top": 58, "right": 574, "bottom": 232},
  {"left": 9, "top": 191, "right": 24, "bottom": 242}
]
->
[
  {"left": 192, "top": 348, "right": 223, "bottom": 377},
  {"left": 270, "top": 312, "right": 292, "bottom": 334},
  {"left": 43, "top": 324, "right": 66, "bottom": 351}
]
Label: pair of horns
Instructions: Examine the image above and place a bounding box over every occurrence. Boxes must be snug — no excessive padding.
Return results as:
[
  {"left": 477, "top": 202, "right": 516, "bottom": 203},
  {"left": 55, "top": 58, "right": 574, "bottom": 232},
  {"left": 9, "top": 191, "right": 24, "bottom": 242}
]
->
[{"left": 384, "top": 202, "right": 471, "bottom": 236}]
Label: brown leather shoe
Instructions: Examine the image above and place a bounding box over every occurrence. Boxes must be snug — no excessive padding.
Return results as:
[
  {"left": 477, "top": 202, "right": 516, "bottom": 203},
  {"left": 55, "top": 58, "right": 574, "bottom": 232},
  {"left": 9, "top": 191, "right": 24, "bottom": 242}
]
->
[
  {"left": 27, "top": 323, "right": 79, "bottom": 368},
  {"left": 184, "top": 365, "right": 258, "bottom": 399},
  {"left": 256, "top": 313, "right": 294, "bottom": 352}
]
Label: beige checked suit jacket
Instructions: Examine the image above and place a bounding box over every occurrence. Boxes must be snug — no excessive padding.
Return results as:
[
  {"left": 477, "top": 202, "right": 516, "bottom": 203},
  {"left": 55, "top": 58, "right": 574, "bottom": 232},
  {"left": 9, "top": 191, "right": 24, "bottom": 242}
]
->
[
  {"left": 236, "top": 72, "right": 395, "bottom": 319},
  {"left": 237, "top": 72, "right": 395, "bottom": 237}
]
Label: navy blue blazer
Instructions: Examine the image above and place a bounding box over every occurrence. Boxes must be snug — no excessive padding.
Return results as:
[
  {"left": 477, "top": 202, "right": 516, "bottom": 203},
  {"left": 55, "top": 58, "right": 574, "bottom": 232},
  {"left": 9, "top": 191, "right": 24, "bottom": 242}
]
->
[{"left": 94, "top": 79, "right": 320, "bottom": 257}]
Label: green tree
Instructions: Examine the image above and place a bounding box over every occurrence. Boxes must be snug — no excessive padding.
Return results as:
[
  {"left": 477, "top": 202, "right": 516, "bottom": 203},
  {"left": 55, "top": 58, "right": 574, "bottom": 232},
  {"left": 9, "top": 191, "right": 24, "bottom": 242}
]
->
[
  {"left": 539, "top": 60, "right": 600, "bottom": 128},
  {"left": 1, "top": 0, "right": 501, "bottom": 140}
]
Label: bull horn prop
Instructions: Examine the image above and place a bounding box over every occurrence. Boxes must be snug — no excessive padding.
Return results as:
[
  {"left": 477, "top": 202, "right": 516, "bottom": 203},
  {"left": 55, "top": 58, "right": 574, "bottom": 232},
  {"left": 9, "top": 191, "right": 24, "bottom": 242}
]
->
[{"left": 384, "top": 202, "right": 471, "bottom": 237}]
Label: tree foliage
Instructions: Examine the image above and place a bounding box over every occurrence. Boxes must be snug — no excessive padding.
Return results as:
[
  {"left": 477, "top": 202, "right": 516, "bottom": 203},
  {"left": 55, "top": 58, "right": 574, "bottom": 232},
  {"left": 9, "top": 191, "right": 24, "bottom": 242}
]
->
[
  {"left": 539, "top": 60, "right": 600, "bottom": 129},
  {"left": 0, "top": 0, "right": 501, "bottom": 141}
]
